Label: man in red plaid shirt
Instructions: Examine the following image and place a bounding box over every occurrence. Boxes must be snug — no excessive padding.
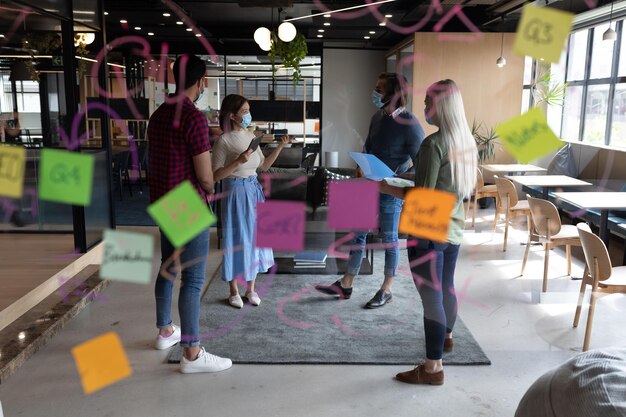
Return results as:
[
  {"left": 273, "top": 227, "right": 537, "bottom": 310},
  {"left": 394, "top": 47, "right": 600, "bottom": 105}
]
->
[{"left": 148, "top": 54, "right": 232, "bottom": 374}]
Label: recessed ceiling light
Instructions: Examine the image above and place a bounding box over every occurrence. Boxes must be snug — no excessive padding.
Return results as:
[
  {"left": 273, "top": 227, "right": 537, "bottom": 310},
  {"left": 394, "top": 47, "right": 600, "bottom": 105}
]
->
[
  {"left": 379, "top": 22, "right": 386, "bottom": 26},
  {"left": 186, "top": 28, "right": 192, "bottom": 32},
  {"left": 0, "top": 34, "right": 4, "bottom": 38},
  {"left": 148, "top": 32, "right": 154, "bottom": 36},
  {"left": 369, "top": 31, "right": 375, "bottom": 34},
  {"left": 385, "top": 14, "right": 392, "bottom": 18},
  {"left": 134, "top": 26, "right": 141, "bottom": 30},
  {"left": 317, "top": 34, "right": 323, "bottom": 38},
  {"left": 364, "top": 36, "right": 370, "bottom": 39},
  {"left": 163, "top": 12, "right": 170, "bottom": 17},
  {"left": 323, "top": 22, "right": 331, "bottom": 26},
  {"left": 318, "top": 29, "right": 324, "bottom": 32},
  {"left": 104, "top": 11, "right": 109, "bottom": 15},
  {"left": 323, "top": 14, "right": 331, "bottom": 18},
  {"left": 176, "top": 21, "right": 183, "bottom": 25},
  {"left": 120, "top": 19, "right": 127, "bottom": 23},
  {"left": 195, "top": 33, "right": 202, "bottom": 37},
  {"left": 24, "top": 40, "right": 28, "bottom": 43}
]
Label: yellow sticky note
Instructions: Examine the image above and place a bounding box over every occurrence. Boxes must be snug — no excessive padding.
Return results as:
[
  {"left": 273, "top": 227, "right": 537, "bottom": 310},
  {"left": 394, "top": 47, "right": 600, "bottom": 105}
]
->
[
  {"left": 513, "top": 4, "right": 574, "bottom": 64},
  {"left": 496, "top": 107, "right": 564, "bottom": 163},
  {"left": 0, "top": 145, "right": 26, "bottom": 198},
  {"left": 71, "top": 332, "right": 132, "bottom": 395},
  {"left": 399, "top": 188, "right": 456, "bottom": 243}
]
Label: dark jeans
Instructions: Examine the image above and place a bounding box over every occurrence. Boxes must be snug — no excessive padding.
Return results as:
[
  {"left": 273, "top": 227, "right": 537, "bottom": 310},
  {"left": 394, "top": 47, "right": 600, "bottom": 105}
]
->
[
  {"left": 408, "top": 239, "right": 461, "bottom": 360},
  {"left": 155, "top": 228, "right": 209, "bottom": 348}
]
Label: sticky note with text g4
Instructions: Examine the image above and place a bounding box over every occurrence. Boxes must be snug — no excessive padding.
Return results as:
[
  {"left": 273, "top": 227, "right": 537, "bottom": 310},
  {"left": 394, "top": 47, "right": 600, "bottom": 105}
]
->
[
  {"left": 100, "top": 229, "right": 155, "bottom": 285},
  {"left": 495, "top": 107, "right": 564, "bottom": 164},
  {"left": 255, "top": 200, "right": 305, "bottom": 251},
  {"left": 399, "top": 188, "right": 456, "bottom": 243},
  {"left": 0, "top": 145, "right": 26, "bottom": 198},
  {"left": 71, "top": 332, "right": 132, "bottom": 395},
  {"left": 39, "top": 149, "right": 95, "bottom": 206},
  {"left": 513, "top": 4, "right": 574, "bottom": 64},
  {"left": 147, "top": 181, "right": 216, "bottom": 248}
]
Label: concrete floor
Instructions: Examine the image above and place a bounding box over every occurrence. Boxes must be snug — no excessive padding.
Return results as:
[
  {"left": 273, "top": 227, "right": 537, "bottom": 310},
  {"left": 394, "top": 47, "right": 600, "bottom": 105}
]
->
[{"left": 1, "top": 216, "right": 626, "bottom": 417}]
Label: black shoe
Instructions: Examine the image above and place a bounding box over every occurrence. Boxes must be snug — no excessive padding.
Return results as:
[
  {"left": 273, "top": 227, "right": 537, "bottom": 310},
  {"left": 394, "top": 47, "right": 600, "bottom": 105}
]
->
[
  {"left": 365, "top": 289, "right": 392, "bottom": 309},
  {"left": 10, "top": 211, "right": 27, "bottom": 227},
  {"left": 314, "top": 280, "right": 352, "bottom": 299}
]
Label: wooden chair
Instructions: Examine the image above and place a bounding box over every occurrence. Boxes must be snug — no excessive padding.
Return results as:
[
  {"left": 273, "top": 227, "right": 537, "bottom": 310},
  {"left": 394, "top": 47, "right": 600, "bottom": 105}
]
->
[
  {"left": 522, "top": 195, "right": 582, "bottom": 292},
  {"left": 493, "top": 175, "right": 532, "bottom": 251},
  {"left": 468, "top": 169, "right": 498, "bottom": 228},
  {"left": 573, "top": 223, "right": 626, "bottom": 351}
]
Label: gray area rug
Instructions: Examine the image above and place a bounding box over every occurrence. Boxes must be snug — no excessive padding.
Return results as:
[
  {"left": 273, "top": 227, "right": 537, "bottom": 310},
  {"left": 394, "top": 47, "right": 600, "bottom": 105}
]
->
[{"left": 167, "top": 251, "right": 491, "bottom": 365}]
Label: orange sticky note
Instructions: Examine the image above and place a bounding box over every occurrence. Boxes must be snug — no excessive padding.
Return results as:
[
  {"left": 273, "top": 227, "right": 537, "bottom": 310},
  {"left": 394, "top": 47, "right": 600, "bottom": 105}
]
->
[
  {"left": 399, "top": 188, "right": 456, "bottom": 243},
  {"left": 71, "top": 332, "right": 132, "bottom": 394}
]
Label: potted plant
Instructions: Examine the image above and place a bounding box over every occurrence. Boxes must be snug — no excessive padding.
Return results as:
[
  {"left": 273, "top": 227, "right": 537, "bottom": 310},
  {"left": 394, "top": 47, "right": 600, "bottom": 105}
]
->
[
  {"left": 531, "top": 68, "right": 567, "bottom": 107},
  {"left": 22, "top": 32, "right": 90, "bottom": 81},
  {"left": 268, "top": 33, "right": 308, "bottom": 84},
  {"left": 472, "top": 120, "right": 499, "bottom": 208}
]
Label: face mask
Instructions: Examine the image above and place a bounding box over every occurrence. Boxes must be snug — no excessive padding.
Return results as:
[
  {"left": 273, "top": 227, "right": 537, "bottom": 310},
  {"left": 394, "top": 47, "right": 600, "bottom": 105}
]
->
[
  {"left": 240, "top": 113, "right": 252, "bottom": 128},
  {"left": 371, "top": 91, "right": 385, "bottom": 109},
  {"left": 194, "top": 88, "right": 204, "bottom": 105}
]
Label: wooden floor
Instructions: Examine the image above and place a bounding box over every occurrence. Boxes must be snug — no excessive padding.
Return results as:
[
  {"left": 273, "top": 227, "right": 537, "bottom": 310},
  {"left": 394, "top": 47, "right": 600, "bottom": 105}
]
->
[{"left": 0, "top": 234, "right": 79, "bottom": 311}]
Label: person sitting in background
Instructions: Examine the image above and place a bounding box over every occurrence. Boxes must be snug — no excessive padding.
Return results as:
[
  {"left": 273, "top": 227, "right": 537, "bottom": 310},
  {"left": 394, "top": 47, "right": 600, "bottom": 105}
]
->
[
  {"left": 515, "top": 347, "right": 626, "bottom": 417},
  {"left": 1, "top": 112, "right": 21, "bottom": 144}
]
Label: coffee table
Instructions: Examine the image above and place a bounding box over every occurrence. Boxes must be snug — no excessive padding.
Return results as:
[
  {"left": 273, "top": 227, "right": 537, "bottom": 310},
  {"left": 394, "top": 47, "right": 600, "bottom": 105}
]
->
[{"left": 272, "top": 221, "right": 374, "bottom": 275}]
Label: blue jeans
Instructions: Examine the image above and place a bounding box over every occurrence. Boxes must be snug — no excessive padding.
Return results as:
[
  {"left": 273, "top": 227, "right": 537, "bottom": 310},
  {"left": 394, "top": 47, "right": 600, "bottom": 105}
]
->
[
  {"left": 346, "top": 193, "right": 403, "bottom": 277},
  {"left": 408, "top": 239, "right": 461, "bottom": 360},
  {"left": 155, "top": 228, "right": 209, "bottom": 348}
]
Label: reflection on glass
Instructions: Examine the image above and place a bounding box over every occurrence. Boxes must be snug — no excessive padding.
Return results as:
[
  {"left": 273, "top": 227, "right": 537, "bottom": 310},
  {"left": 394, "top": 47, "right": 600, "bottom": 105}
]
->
[
  {"left": 583, "top": 84, "right": 609, "bottom": 145},
  {"left": 611, "top": 84, "right": 626, "bottom": 148},
  {"left": 562, "top": 86, "right": 583, "bottom": 140},
  {"left": 567, "top": 30, "right": 589, "bottom": 81},
  {"left": 523, "top": 56, "right": 533, "bottom": 85},
  {"left": 590, "top": 23, "right": 615, "bottom": 79}
]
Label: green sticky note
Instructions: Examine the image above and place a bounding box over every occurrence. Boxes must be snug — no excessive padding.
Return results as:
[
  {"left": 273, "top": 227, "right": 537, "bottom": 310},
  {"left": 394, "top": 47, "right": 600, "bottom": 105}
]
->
[
  {"left": 0, "top": 145, "right": 26, "bottom": 198},
  {"left": 495, "top": 107, "right": 564, "bottom": 164},
  {"left": 39, "top": 149, "right": 94, "bottom": 206},
  {"left": 513, "top": 4, "right": 574, "bottom": 64},
  {"left": 147, "top": 181, "right": 216, "bottom": 248},
  {"left": 100, "top": 229, "right": 154, "bottom": 285}
]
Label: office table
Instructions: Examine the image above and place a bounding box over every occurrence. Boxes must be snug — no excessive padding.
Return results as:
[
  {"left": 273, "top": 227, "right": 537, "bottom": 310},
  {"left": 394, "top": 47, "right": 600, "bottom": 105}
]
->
[
  {"left": 506, "top": 175, "right": 592, "bottom": 199},
  {"left": 553, "top": 192, "right": 626, "bottom": 246},
  {"left": 481, "top": 164, "right": 547, "bottom": 175}
]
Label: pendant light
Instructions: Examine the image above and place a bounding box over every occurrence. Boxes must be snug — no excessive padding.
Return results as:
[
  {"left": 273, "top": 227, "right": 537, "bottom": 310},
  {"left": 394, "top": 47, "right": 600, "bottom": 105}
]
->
[
  {"left": 603, "top": 1, "right": 617, "bottom": 41},
  {"left": 496, "top": 31, "right": 506, "bottom": 68}
]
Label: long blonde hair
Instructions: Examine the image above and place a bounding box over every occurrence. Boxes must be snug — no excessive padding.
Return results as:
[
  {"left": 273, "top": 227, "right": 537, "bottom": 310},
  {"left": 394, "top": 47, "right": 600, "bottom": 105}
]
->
[{"left": 428, "top": 80, "right": 477, "bottom": 199}]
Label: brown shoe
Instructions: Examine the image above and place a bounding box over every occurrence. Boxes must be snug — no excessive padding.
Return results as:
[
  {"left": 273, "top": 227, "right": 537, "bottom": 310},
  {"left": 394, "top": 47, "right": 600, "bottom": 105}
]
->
[
  {"left": 444, "top": 337, "right": 453, "bottom": 353},
  {"left": 395, "top": 364, "right": 444, "bottom": 385}
]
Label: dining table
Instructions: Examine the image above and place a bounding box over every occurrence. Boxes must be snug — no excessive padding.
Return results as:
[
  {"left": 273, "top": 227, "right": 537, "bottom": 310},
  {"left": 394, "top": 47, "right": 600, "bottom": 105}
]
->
[
  {"left": 505, "top": 175, "right": 592, "bottom": 199},
  {"left": 481, "top": 164, "right": 547, "bottom": 176},
  {"left": 552, "top": 192, "right": 626, "bottom": 247}
]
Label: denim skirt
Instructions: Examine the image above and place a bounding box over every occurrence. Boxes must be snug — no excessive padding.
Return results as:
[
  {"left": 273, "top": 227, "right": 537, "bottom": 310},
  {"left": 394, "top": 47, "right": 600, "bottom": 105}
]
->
[{"left": 220, "top": 176, "right": 274, "bottom": 281}]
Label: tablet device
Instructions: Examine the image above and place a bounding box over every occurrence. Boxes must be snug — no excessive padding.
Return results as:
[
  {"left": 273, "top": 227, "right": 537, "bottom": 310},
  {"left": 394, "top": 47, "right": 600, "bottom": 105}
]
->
[{"left": 247, "top": 134, "right": 263, "bottom": 152}]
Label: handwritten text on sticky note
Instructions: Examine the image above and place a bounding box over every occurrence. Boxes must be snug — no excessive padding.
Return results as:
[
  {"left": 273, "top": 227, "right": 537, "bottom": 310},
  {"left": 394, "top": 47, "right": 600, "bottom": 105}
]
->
[
  {"left": 39, "top": 149, "right": 95, "bottom": 206},
  {"left": 100, "top": 229, "right": 154, "bottom": 285},
  {"left": 255, "top": 200, "right": 305, "bottom": 251},
  {"left": 0, "top": 145, "right": 25, "bottom": 198},
  {"left": 147, "top": 181, "right": 216, "bottom": 248},
  {"left": 328, "top": 180, "right": 379, "bottom": 230},
  {"left": 399, "top": 188, "right": 456, "bottom": 243},
  {"left": 513, "top": 4, "right": 574, "bottom": 64},
  {"left": 71, "top": 332, "right": 132, "bottom": 395},
  {"left": 495, "top": 107, "right": 564, "bottom": 163}
]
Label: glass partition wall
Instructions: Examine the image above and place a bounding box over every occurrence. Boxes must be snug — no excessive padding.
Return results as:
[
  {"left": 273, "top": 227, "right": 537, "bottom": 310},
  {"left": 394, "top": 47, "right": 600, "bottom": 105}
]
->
[{"left": 0, "top": 0, "right": 112, "bottom": 252}]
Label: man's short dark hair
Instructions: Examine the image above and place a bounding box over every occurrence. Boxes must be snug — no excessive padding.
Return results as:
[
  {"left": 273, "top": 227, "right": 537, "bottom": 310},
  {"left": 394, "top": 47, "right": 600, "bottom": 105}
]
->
[{"left": 173, "top": 54, "right": 206, "bottom": 91}]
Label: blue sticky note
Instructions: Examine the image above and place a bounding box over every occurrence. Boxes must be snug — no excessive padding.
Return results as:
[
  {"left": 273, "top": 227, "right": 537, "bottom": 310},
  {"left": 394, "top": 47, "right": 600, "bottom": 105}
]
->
[{"left": 348, "top": 152, "right": 395, "bottom": 180}]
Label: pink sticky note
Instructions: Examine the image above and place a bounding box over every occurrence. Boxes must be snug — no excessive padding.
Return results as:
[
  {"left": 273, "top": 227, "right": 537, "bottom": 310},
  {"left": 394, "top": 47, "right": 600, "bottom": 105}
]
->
[
  {"left": 255, "top": 201, "right": 305, "bottom": 251},
  {"left": 328, "top": 180, "right": 379, "bottom": 230}
]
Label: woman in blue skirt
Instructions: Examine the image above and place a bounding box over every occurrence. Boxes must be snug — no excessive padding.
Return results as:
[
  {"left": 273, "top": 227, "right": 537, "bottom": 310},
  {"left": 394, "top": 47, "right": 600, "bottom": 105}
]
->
[{"left": 212, "top": 94, "right": 290, "bottom": 308}]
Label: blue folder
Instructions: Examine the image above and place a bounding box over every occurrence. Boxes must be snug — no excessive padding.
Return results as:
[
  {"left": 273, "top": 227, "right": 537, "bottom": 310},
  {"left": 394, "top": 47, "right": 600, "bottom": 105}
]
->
[{"left": 348, "top": 152, "right": 396, "bottom": 181}]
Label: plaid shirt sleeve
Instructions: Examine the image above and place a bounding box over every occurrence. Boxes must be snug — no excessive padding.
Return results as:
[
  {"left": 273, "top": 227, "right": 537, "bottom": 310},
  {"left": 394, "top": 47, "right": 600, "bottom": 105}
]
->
[{"left": 185, "top": 111, "right": 211, "bottom": 156}]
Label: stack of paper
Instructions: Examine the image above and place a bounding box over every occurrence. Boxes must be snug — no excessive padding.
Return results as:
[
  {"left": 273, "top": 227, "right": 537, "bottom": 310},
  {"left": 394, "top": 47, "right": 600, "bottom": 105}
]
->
[{"left": 293, "top": 252, "right": 327, "bottom": 268}]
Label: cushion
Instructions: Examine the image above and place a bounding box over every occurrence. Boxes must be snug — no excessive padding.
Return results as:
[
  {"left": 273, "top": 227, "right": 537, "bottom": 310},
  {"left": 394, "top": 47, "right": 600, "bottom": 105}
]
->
[
  {"left": 547, "top": 144, "right": 577, "bottom": 177},
  {"left": 321, "top": 170, "right": 351, "bottom": 206}
]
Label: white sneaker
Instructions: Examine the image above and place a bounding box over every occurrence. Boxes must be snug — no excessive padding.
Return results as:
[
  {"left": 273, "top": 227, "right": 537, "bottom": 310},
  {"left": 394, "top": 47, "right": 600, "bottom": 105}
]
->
[
  {"left": 229, "top": 294, "right": 243, "bottom": 308},
  {"left": 155, "top": 325, "right": 181, "bottom": 350},
  {"left": 246, "top": 292, "right": 261, "bottom": 306},
  {"left": 180, "top": 347, "right": 232, "bottom": 373}
]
